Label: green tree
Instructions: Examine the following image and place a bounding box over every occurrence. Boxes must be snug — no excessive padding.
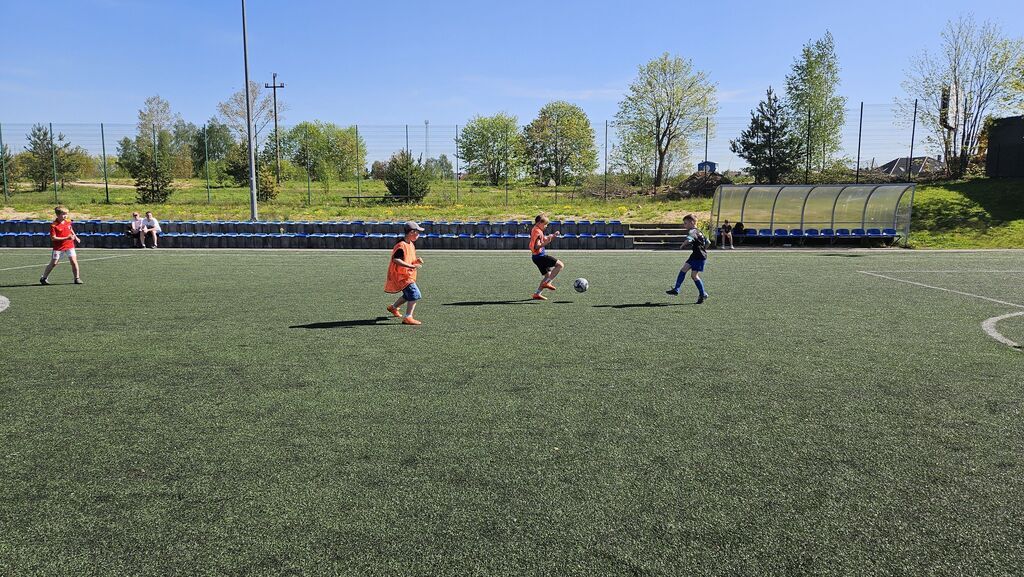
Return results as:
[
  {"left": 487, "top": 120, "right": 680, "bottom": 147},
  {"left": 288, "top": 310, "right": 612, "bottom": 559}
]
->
[
  {"left": 286, "top": 122, "right": 365, "bottom": 191},
  {"left": 901, "top": 16, "right": 1024, "bottom": 176},
  {"left": 784, "top": 31, "right": 847, "bottom": 171},
  {"left": 256, "top": 161, "right": 279, "bottom": 202},
  {"left": 118, "top": 131, "right": 175, "bottom": 203},
  {"left": 217, "top": 81, "right": 283, "bottom": 142},
  {"left": 730, "top": 87, "right": 805, "bottom": 184},
  {"left": 523, "top": 101, "right": 598, "bottom": 186},
  {"left": 424, "top": 154, "right": 454, "bottom": 180},
  {"left": 1004, "top": 55, "right": 1024, "bottom": 113},
  {"left": 614, "top": 53, "right": 717, "bottom": 187},
  {"left": 457, "top": 113, "right": 524, "bottom": 185},
  {"left": 1, "top": 143, "right": 15, "bottom": 196},
  {"left": 223, "top": 140, "right": 251, "bottom": 186},
  {"left": 383, "top": 150, "right": 430, "bottom": 202},
  {"left": 137, "top": 95, "right": 181, "bottom": 135},
  {"left": 191, "top": 119, "right": 234, "bottom": 178},
  {"left": 23, "top": 124, "right": 59, "bottom": 191},
  {"left": 370, "top": 160, "right": 388, "bottom": 180}
]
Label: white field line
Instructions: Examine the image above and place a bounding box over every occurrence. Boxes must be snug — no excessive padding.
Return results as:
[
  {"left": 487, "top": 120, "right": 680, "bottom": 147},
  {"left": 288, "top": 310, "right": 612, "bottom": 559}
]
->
[
  {"left": 861, "top": 270, "right": 1024, "bottom": 274},
  {"left": 982, "top": 312, "right": 1024, "bottom": 349},
  {"left": 859, "top": 271, "right": 1024, "bottom": 350},
  {"left": 0, "top": 254, "right": 134, "bottom": 272},
  {"left": 0, "top": 295, "right": 8, "bottom": 313}
]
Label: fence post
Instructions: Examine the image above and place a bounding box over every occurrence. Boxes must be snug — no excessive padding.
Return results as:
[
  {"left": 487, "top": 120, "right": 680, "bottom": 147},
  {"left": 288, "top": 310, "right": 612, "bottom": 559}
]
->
[
  {"left": 603, "top": 119, "right": 608, "bottom": 201},
  {"left": 804, "top": 109, "right": 811, "bottom": 184},
  {"left": 855, "top": 102, "right": 863, "bottom": 184},
  {"left": 355, "top": 124, "right": 361, "bottom": 198},
  {"left": 704, "top": 116, "right": 709, "bottom": 166},
  {"left": 304, "top": 125, "right": 311, "bottom": 205},
  {"left": 203, "top": 124, "right": 211, "bottom": 203},
  {"left": 0, "top": 122, "right": 8, "bottom": 202},
  {"left": 152, "top": 125, "right": 158, "bottom": 201},
  {"left": 908, "top": 99, "right": 918, "bottom": 183},
  {"left": 100, "top": 123, "right": 110, "bottom": 203},
  {"left": 455, "top": 125, "right": 459, "bottom": 204},
  {"left": 504, "top": 128, "right": 509, "bottom": 207},
  {"left": 405, "top": 124, "right": 410, "bottom": 200},
  {"left": 50, "top": 123, "right": 59, "bottom": 202}
]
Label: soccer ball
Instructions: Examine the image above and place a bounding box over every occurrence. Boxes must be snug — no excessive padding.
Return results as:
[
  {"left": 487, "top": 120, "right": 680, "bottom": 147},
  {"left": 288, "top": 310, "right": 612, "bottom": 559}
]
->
[{"left": 573, "top": 278, "right": 589, "bottom": 293}]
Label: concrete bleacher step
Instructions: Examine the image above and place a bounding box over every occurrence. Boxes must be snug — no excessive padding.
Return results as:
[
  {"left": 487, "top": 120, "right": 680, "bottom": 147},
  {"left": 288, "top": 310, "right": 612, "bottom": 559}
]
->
[{"left": 624, "top": 223, "right": 688, "bottom": 250}]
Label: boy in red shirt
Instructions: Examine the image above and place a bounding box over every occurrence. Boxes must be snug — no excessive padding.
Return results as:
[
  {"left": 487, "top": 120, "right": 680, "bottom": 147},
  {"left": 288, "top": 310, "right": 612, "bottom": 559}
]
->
[
  {"left": 384, "top": 221, "right": 425, "bottom": 325},
  {"left": 528, "top": 214, "right": 562, "bottom": 301},
  {"left": 40, "top": 206, "right": 83, "bottom": 285}
]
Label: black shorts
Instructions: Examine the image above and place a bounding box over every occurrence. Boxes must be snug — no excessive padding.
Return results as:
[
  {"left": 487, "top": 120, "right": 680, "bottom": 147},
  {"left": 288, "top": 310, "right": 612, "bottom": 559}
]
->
[{"left": 532, "top": 253, "right": 558, "bottom": 274}]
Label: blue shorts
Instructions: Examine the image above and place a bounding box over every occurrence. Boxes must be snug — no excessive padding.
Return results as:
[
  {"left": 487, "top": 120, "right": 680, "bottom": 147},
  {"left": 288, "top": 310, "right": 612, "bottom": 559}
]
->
[
  {"left": 402, "top": 282, "right": 422, "bottom": 301},
  {"left": 685, "top": 258, "right": 706, "bottom": 272}
]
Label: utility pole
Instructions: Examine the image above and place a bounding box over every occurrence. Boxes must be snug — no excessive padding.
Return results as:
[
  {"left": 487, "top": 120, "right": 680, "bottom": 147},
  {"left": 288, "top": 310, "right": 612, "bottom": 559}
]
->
[
  {"left": 264, "top": 72, "right": 285, "bottom": 183},
  {"left": 241, "top": 0, "right": 258, "bottom": 220}
]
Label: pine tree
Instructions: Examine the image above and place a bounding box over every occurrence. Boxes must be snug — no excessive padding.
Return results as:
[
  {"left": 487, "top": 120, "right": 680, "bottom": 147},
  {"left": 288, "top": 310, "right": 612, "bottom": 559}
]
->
[{"left": 730, "top": 87, "right": 805, "bottom": 184}]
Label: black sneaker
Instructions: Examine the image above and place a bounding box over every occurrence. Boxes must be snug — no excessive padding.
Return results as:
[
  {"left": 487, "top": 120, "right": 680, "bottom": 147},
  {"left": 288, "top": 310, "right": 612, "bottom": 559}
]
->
[
  {"left": 40, "top": 277, "right": 50, "bottom": 285},
  {"left": 696, "top": 293, "right": 709, "bottom": 304},
  {"left": 665, "top": 288, "right": 679, "bottom": 296},
  {"left": 74, "top": 278, "right": 84, "bottom": 285}
]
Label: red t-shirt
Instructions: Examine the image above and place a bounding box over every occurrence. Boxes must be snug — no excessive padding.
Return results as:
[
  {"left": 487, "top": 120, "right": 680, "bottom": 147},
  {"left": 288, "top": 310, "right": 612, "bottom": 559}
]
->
[{"left": 51, "top": 219, "right": 75, "bottom": 251}]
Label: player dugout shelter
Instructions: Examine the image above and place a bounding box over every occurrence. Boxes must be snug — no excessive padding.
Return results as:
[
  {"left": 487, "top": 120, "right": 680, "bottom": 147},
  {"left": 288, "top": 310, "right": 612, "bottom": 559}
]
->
[{"left": 710, "top": 184, "right": 915, "bottom": 246}]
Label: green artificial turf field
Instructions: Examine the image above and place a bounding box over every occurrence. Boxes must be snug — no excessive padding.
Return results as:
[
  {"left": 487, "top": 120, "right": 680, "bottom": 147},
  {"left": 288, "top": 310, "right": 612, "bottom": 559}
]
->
[{"left": 1, "top": 248, "right": 1023, "bottom": 576}]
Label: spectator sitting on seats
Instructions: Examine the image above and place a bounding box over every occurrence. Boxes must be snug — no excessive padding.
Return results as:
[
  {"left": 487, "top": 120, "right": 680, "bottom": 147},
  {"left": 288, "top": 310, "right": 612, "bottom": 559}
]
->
[
  {"left": 721, "top": 219, "right": 735, "bottom": 249},
  {"left": 141, "top": 211, "right": 162, "bottom": 249},
  {"left": 127, "top": 212, "right": 145, "bottom": 248}
]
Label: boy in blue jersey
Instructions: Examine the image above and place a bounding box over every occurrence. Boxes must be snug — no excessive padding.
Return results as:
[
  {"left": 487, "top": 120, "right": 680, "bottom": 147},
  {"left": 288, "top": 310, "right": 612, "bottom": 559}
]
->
[{"left": 666, "top": 214, "right": 710, "bottom": 304}]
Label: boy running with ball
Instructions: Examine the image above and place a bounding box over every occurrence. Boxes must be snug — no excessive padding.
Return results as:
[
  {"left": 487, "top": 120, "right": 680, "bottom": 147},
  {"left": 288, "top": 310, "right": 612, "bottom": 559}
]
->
[
  {"left": 666, "top": 214, "right": 709, "bottom": 304},
  {"left": 529, "top": 214, "right": 563, "bottom": 301}
]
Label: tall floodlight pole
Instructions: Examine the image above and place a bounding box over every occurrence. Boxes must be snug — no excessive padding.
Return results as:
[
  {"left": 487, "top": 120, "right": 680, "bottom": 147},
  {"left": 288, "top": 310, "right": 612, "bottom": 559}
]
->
[
  {"left": 264, "top": 72, "right": 285, "bottom": 183},
  {"left": 241, "top": 0, "right": 258, "bottom": 220}
]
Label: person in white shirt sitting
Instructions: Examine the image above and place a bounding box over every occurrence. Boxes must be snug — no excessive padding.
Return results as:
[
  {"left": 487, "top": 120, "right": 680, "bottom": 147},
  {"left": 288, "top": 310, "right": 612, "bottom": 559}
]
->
[
  {"left": 127, "top": 212, "right": 145, "bottom": 248},
  {"left": 141, "top": 211, "right": 162, "bottom": 248}
]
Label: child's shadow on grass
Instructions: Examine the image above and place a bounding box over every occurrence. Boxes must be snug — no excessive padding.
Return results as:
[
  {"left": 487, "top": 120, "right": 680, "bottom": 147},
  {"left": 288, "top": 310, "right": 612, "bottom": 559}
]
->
[
  {"left": 444, "top": 299, "right": 574, "bottom": 306},
  {"left": 0, "top": 283, "right": 44, "bottom": 288},
  {"left": 593, "top": 302, "right": 690, "bottom": 309},
  {"left": 290, "top": 317, "right": 393, "bottom": 329}
]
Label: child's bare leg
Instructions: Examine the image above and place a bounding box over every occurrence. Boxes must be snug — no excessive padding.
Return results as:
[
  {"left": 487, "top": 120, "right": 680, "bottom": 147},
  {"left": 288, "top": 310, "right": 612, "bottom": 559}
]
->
[
  {"left": 69, "top": 255, "right": 80, "bottom": 279},
  {"left": 548, "top": 260, "right": 564, "bottom": 281},
  {"left": 405, "top": 301, "right": 417, "bottom": 318},
  {"left": 391, "top": 296, "right": 407, "bottom": 310},
  {"left": 41, "top": 258, "right": 58, "bottom": 280}
]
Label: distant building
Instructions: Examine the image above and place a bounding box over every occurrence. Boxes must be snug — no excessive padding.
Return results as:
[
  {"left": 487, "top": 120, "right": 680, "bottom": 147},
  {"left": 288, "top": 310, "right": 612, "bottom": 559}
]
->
[
  {"left": 697, "top": 161, "right": 718, "bottom": 173},
  {"left": 876, "top": 156, "right": 943, "bottom": 178},
  {"left": 986, "top": 115, "right": 1024, "bottom": 178}
]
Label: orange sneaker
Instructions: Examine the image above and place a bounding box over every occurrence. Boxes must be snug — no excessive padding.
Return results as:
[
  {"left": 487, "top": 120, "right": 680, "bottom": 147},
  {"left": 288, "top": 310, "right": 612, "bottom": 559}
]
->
[
  {"left": 531, "top": 293, "right": 548, "bottom": 300},
  {"left": 386, "top": 305, "right": 402, "bottom": 318},
  {"left": 541, "top": 282, "right": 557, "bottom": 291},
  {"left": 402, "top": 317, "right": 422, "bottom": 325}
]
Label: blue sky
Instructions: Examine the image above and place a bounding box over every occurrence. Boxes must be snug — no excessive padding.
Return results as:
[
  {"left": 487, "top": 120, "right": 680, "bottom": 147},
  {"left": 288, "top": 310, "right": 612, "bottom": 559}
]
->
[
  {"left": 2, "top": 0, "right": 1021, "bottom": 125},
  {"left": 1, "top": 0, "right": 1021, "bottom": 167}
]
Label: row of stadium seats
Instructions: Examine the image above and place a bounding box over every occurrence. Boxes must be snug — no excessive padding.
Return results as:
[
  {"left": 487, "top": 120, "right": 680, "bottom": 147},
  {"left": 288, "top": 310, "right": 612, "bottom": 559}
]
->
[
  {"left": 721, "top": 227, "right": 901, "bottom": 240},
  {"left": 0, "top": 219, "right": 625, "bottom": 236},
  {"left": 0, "top": 231, "right": 632, "bottom": 250}
]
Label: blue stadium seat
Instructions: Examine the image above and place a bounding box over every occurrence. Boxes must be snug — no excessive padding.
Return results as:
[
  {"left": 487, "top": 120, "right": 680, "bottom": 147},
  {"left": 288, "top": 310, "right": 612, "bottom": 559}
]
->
[
  {"left": 867, "top": 228, "right": 883, "bottom": 238},
  {"left": 819, "top": 228, "right": 835, "bottom": 237},
  {"left": 758, "top": 229, "right": 772, "bottom": 237},
  {"left": 774, "top": 229, "right": 789, "bottom": 237},
  {"left": 851, "top": 228, "right": 866, "bottom": 237},
  {"left": 804, "top": 228, "right": 819, "bottom": 237},
  {"left": 745, "top": 229, "right": 758, "bottom": 237},
  {"left": 835, "top": 228, "right": 851, "bottom": 237},
  {"left": 789, "top": 229, "right": 804, "bottom": 237}
]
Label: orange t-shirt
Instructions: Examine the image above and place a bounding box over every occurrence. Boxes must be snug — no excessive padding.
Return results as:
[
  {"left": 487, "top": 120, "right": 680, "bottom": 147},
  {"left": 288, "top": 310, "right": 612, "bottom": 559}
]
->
[
  {"left": 529, "top": 226, "right": 546, "bottom": 255},
  {"left": 385, "top": 240, "right": 417, "bottom": 293},
  {"left": 51, "top": 219, "right": 75, "bottom": 251}
]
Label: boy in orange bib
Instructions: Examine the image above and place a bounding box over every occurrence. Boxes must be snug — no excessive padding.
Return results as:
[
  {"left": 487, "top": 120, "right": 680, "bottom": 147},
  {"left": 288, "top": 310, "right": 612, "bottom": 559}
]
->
[{"left": 385, "top": 221, "right": 426, "bottom": 325}]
